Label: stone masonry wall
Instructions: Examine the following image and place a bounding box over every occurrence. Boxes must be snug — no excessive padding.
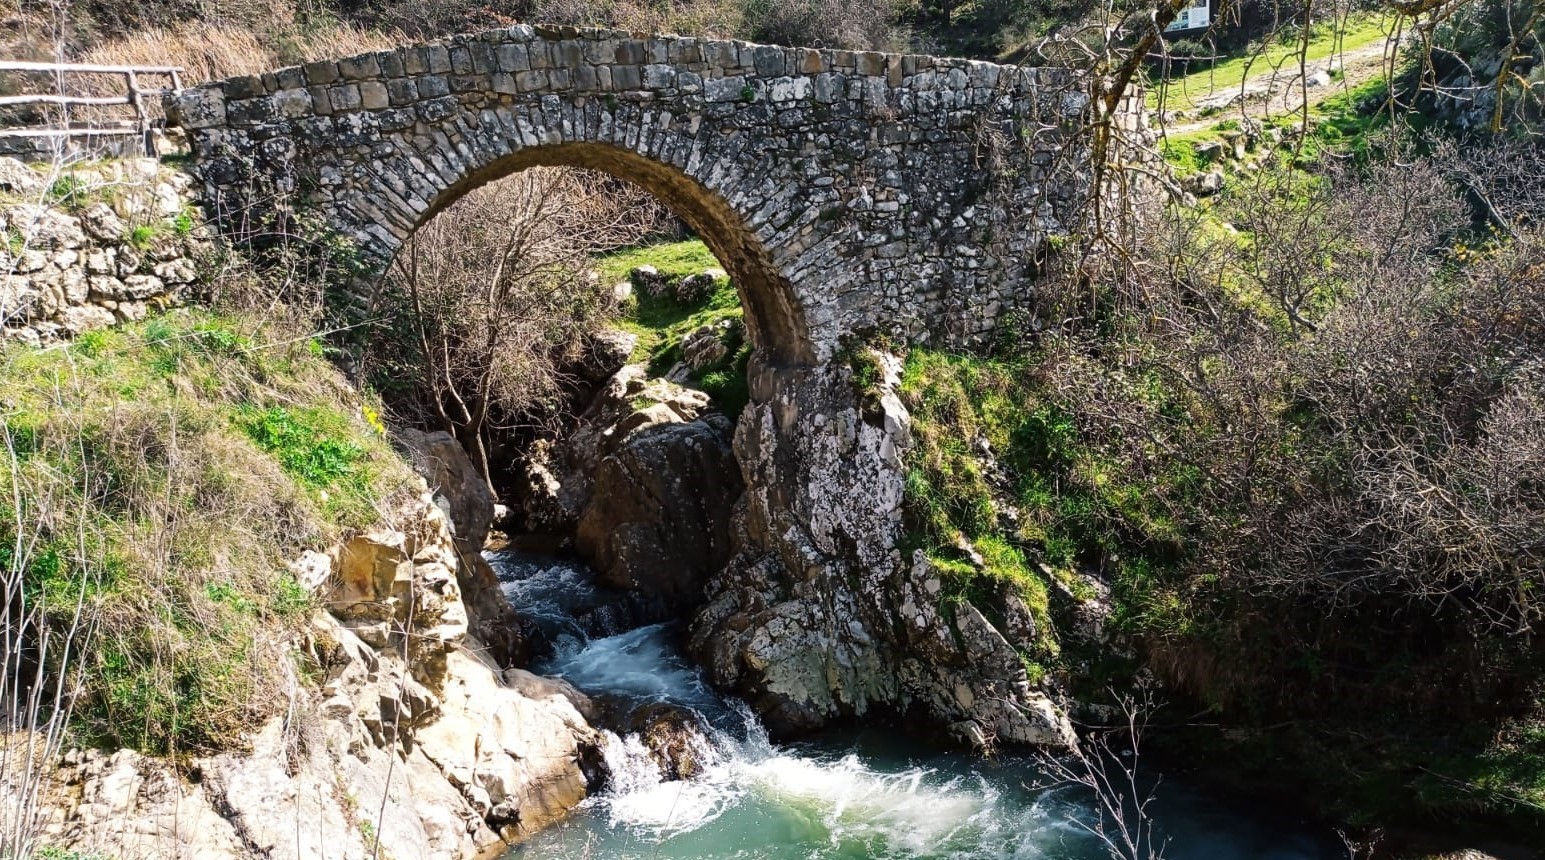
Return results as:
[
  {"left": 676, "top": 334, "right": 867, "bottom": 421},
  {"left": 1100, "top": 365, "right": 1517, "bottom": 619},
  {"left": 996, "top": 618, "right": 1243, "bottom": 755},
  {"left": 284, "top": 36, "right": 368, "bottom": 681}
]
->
[
  {"left": 0, "top": 158, "right": 208, "bottom": 345},
  {"left": 168, "top": 26, "right": 1101, "bottom": 363}
]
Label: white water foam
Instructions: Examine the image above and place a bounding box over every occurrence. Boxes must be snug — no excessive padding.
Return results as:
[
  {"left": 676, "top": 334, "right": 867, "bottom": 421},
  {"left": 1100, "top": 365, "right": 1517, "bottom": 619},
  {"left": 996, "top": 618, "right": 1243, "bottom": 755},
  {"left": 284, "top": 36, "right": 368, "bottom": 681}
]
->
[
  {"left": 544, "top": 623, "right": 723, "bottom": 712},
  {"left": 587, "top": 702, "right": 1033, "bottom": 858}
]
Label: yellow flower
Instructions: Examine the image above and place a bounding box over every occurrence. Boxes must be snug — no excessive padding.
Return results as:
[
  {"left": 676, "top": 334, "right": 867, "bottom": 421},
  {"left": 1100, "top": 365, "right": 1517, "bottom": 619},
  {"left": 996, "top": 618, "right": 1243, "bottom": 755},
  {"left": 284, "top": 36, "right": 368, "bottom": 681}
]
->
[{"left": 362, "top": 404, "right": 385, "bottom": 435}]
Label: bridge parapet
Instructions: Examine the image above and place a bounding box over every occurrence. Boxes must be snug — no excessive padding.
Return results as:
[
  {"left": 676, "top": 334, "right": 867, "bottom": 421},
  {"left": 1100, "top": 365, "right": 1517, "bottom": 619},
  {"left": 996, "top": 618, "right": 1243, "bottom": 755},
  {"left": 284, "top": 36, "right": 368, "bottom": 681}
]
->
[{"left": 170, "top": 26, "right": 1100, "bottom": 362}]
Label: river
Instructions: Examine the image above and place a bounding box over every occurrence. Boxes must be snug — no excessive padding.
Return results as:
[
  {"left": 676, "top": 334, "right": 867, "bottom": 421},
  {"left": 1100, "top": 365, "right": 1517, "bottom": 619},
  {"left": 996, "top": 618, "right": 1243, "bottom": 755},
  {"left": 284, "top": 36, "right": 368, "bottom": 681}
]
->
[{"left": 492, "top": 551, "right": 1339, "bottom": 860}]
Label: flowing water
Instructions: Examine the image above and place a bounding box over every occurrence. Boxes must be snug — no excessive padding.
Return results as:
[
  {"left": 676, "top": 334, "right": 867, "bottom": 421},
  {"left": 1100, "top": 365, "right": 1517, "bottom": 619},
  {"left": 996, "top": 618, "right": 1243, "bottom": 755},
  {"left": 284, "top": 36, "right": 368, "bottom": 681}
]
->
[{"left": 493, "top": 551, "right": 1338, "bottom": 860}]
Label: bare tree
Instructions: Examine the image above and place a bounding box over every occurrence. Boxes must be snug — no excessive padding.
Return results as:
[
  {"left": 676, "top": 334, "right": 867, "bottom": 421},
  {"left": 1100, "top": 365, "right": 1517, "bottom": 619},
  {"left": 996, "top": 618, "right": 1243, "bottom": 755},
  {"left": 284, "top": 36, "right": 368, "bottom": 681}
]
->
[{"left": 364, "top": 167, "right": 672, "bottom": 486}]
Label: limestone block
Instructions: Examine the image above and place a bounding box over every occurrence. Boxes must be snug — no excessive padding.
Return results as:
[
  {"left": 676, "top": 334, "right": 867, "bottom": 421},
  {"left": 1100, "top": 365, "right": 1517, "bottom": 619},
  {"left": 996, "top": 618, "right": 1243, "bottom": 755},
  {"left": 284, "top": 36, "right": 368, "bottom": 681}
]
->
[
  {"left": 57, "top": 304, "right": 115, "bottom": 334},
  {"left": 78, "top": 202, "right": 125, "bottom": 242},
  {"left": 359, "top": 80, "right": 390, "bottom": 110}
]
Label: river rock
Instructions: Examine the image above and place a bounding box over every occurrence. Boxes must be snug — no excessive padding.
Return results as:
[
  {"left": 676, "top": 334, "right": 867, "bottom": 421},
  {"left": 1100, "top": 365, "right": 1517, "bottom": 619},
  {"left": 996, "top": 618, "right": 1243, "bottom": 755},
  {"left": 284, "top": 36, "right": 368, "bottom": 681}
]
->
[
  {"left": 581, "top": 328, "right": 639, "bottom": 382},
  {"left": 35, "top": 422, "right": 601, "bottom": 860},
  {"left": 401, "top": 429, "right": 494, "bottom": 550},
  {"left": 518, "top": 364, "right": 719, "bottom": 536},
  {"left": 415, "top": 649, "right": 601, "bottom": 839},
  {"left": 576, "top": 413, "right": 742, "bottom": 622},
  {"left": 503, "top": 667, "right": 598, "bottom": 723},
  {"left": 609, "top": 701, "right": 713, "bottom": 781}
]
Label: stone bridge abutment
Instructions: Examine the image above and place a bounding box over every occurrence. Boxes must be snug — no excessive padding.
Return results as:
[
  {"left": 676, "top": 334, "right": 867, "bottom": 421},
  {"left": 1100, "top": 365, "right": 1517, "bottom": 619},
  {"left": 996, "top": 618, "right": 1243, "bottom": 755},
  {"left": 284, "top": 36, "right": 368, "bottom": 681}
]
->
[{"left": 169, "top": 25, "right": 1101, "bottom": 363}]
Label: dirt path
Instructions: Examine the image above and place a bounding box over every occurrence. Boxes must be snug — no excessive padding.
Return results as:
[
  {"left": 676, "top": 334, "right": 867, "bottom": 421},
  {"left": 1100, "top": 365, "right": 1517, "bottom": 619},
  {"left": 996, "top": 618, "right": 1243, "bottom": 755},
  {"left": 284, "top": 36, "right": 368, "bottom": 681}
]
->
[{"left": 1158, "top": 36, "right": 1399, "bottom": 135}]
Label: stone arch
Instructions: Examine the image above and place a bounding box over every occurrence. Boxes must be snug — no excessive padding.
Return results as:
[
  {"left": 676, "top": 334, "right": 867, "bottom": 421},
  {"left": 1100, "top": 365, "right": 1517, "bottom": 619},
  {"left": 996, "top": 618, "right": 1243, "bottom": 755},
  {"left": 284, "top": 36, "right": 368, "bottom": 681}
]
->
[
  {"left": 381, "top": 142, "right": 814, "bottom": 365},
  {"left": 170, "top": 26, "right": 1115, "bottom": 364}
]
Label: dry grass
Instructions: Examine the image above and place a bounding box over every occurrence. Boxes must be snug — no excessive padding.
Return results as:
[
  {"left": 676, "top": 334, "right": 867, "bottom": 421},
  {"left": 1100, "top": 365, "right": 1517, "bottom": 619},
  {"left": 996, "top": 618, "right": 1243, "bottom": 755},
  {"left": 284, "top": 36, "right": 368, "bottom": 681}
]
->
[
  {"left": 30, "top": 20, "right": 404, "bottom": 129},
  {"left": 80, "top": 21, "right": 406, "bottom": 83}
]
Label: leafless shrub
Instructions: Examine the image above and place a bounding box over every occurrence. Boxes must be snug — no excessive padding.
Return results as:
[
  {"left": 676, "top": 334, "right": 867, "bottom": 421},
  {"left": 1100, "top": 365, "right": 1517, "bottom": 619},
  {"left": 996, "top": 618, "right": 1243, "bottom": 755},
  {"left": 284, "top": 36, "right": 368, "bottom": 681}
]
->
[
  {"left": 1037, "top": 692, "right": 1168, "bottom": 860},
  {"left": 535, "top": 0, "right": 750, "bottom": 38},
  {"left": 1019, "top": 122, "right": 1545, "bottom": 718},
  {"left": 743, "top": 0, "right": 910, "bottom": 51},
  {"left": 361, "top": 167, "right": 672, "bottom": 484}
]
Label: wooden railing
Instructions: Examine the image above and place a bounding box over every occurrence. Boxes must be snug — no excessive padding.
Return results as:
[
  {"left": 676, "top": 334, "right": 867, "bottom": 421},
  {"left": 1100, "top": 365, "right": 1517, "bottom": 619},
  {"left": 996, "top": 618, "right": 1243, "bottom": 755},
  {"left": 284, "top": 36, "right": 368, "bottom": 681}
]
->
[{"left": 0, "top": 61, "right": 185, "bottom": 156}]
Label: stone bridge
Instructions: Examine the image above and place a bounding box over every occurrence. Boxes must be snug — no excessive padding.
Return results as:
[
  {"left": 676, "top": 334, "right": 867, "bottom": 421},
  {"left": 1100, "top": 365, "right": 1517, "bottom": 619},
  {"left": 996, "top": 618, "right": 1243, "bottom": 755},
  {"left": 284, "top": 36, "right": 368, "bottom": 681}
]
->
[
  {"left": 168, "top": 26, "right": 1113, "bottom": 364},
  {"left": 163, "top": 27, "right": 1142, "bottom": 747}
]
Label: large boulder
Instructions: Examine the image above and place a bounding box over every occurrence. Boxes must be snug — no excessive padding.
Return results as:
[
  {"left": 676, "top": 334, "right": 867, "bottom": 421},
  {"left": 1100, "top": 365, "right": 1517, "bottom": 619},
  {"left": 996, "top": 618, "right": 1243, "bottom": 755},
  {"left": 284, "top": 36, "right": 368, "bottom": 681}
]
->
[
  {"left": 414, "top": 649, "right": 601, "bottom": 839},
  {"left": 323, "top": 496, "right": 469, "bottom": 687},
  {"left": 518, "top": 364, "right": 721, "bottom": 536},
  {"left": 576, "top": 414, "right": 742, "bottom": 623},
  {"left": 400, "top": 429, "right": 494, "bottom": 551}
]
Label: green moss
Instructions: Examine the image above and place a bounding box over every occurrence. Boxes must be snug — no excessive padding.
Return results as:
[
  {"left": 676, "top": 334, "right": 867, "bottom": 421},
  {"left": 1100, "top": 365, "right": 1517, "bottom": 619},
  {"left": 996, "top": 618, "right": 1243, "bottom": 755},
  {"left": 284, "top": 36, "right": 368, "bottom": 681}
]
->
[
  {"left": 899, "top": 346, "right": 1204, "bottom": 667},
  {"left": 899, "top": 350, "right": 1065, "bottom": 659},
  {"left": 1160, "top": 137, "right": 1203, "bottom": 174}
]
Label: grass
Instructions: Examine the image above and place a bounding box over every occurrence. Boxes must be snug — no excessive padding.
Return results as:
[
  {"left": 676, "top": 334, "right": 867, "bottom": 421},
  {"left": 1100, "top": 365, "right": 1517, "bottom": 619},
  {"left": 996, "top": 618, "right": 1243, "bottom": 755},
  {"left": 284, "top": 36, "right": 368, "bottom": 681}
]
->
[
  {"left": 1148, "top": 13, "right": 1397, "bottom": 114},
  {"left": 898, "top": 350, "right": 1065, "bottom": 661},
  {"left": 1, "top": 308, "right": 414, "bottom": 755},
  {"left": 597, "top": 238, "right": 751, "bottom": 417},
  {"left": 898, "top": 346, "right": 1205, "bottom": 678},
  {"left": 595, "top": 238, "right": 721, "bottom": 285},
  {"left": 1157, "top": 73, "right": 1402, "bottom": 177}
]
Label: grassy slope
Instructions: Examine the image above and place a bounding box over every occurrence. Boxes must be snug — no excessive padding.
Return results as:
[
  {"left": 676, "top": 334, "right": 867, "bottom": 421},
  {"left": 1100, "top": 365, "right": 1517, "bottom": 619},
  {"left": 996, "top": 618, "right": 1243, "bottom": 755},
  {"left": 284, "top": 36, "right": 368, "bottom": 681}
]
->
[
  {"left": 2, "top": 309, "right": 414, "bottom": 754},
  {"left": 1159, "top": 72, "right": 1398, "bottom": 176},
  {"left": 596, "top": 238, "right": 751, "bottom": 417},
  {"left": 907, "top": 69, "right": 1542, "bottom": 834},
  {"left": 1148, "top": 14, "right": 1396, "bottom": 113},
  {"left": 899, "top": 341, "right": 1545, "bottom": 843}
]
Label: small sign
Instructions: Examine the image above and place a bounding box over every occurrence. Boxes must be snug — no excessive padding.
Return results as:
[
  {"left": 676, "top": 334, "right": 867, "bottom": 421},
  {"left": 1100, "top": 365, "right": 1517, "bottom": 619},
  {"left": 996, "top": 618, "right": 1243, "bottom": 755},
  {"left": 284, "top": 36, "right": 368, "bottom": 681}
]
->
[{"left": 1165, "top": 0, "right": 1211, "bottom": 32}]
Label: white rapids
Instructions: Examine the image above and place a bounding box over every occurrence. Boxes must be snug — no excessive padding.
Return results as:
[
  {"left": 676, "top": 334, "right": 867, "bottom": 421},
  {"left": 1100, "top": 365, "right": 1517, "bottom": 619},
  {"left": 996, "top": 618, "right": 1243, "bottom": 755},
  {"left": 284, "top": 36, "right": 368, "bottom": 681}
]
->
[{"left": 492, "top": 551, "right": 1338, "bottom": 860}]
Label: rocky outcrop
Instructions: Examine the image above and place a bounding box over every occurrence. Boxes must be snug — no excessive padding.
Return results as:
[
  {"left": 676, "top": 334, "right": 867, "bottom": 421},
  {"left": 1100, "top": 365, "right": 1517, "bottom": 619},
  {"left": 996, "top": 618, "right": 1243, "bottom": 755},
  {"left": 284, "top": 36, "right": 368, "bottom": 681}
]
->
[
  {"left": 689, "top": 352, "right": 1077, "bottom": 749},
  {"left": 39, "top": 490, "right": 601, "bottom": 859},
  {"left": 401, "top": 429, "right": 495, "bottom": 550},
  {"left": 1, "top": 158, "right": 209, "bottom": 344},
  {"left": 520, "top": 365, "right": 743, "bottom": 621},
  {"left": 522, "top": 364, "right": 722, "bottom": 533},
  {"left": 576, "top": 413, "right": 741, "bottom": 621},
  {"left": 400, "top": 428, "right": 526, "bottom": 666}
]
